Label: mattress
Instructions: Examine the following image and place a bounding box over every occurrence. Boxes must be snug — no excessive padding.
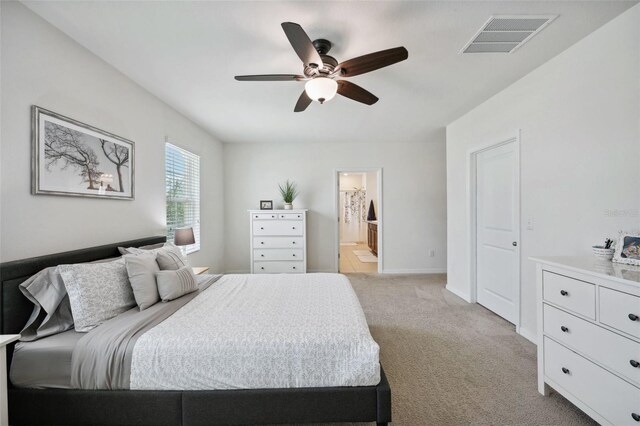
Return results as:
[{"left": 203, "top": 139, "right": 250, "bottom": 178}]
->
[{"left": 12, "top": 273, "right": 380, "bottom": 391}]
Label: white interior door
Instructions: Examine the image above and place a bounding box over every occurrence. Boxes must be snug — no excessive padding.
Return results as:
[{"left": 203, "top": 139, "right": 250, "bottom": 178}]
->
[{"left": 476, "top": 140, "right": 519, "bottom": 324}]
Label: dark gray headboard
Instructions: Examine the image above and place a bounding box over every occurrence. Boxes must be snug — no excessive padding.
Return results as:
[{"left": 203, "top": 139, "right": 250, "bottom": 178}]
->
[{"left": 0, "top": 236, "right": 166, "bottom": 336}]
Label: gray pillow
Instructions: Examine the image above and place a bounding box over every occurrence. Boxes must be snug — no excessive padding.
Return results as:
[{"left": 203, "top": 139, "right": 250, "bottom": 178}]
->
[
  {"left": 59, "top": 259, "right": 135, "bottom": 332},
  {"left": 126, "top": 242, "right": 190, "bottom": 270},
  {"left": 156, "top": 266, "right": 198, "bottom": 302},
  {"left": 18, "top": 267, "right": 74, "bottom": 341},
  {"left": 156, "top": 249, "right": 188, "bottom": 270},
  {"left": 18, "top": 256, "right": 121, "bottom": 341},
  {"left": 124, "top": 254, "right": 160, "bottom": 310},
  {"left": 118, "top": 242, "right": 165, "bottom": 255}
]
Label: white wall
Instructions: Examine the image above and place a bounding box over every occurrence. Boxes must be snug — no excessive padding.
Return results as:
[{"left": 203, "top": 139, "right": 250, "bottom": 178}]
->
[
  {"left": 0, "top": 2, "right": 225, "bottom": 270},
  {"left": 224, "top": 141, "right": 447, "bottom": 273},
  {"left": 446, "top": 4, "right": 640, "bottom": 341}
]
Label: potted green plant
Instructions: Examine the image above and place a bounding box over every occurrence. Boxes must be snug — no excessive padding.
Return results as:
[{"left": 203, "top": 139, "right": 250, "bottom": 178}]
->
[{"left": 278, "top": 180, "right": 299, "bottom": 210}]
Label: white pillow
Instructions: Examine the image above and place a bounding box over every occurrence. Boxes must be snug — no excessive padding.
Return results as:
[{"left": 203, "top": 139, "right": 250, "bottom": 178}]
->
[{"left": 58, "top": 259, "right": 136, "bottom": 332}]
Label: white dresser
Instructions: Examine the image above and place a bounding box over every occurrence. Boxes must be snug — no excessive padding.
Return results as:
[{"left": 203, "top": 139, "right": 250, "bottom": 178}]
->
[
  {"left": 533, "top": 257, "right": 640, "bottom": 426},
  {"left": 249, "top": 209, "right": 307, "bottom": 273}
]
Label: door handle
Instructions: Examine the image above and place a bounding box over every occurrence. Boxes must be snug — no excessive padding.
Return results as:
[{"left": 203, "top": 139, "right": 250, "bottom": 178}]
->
[{"left": 512, "top": 241, "right": 517, "bottom": 247}]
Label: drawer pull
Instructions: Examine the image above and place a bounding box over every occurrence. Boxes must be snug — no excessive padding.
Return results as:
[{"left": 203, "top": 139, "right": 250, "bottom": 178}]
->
[
  {"left": 292, "top": 266, "right": 296, "bottom": 270},
  {"left": 292, "top": 254, "right": 296, "bottom": 257},
  {"left": 260, "top": 242, "right": 264, "bottom": 245},
  {"left": 560, "top": 326, "right": 569, "bottom": 333},
  {"left": 631, "top": 360, "right": 640, "bottom": 368},
  {"left": 292, "top": 241, "right": 296, "bottom": 244},
  {"left": 260, "top": 267, "right": 265, "bottom": 270},
  {"left": 560, "top": 290, "right": 568, "bottom": 296},
  {"left": 561, "top": 367, "right": 570, "bottom": 375},
  {"left": 292, "top": 227, "right": 296, "bottom": 230},
  {"left": 629, "top": 313, "right": 639, "bottom": 321},
  {"left": 632, "top": 413, "right": 640, "bottom": 422},
  {"left": 260, "top": 254, "right": 264, "bottom": 257},
  {"left": 260, "top": 227, "right": 264, "bottom": 230},
  {"left": 272, "top": 215, "right": 275, "bottom": 218}
]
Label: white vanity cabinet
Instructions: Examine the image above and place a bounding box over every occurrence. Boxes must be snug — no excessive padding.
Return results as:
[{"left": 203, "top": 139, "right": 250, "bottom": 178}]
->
[
  {"left": 249, "top": 210, "right": 307, "bottom": 273},
  {"left": 533, "top": 257, "right": 640, "bottom": 426}
]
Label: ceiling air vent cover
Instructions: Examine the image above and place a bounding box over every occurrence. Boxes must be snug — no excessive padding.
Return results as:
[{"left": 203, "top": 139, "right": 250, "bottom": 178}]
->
[{"left": 461, "top": 15, "right": 557, "bottom": 54}]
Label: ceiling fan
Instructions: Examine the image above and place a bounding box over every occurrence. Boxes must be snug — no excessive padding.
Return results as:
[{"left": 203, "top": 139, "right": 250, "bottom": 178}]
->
[{"left": 235, "top": 22, "right": 408, "bottom": 112}]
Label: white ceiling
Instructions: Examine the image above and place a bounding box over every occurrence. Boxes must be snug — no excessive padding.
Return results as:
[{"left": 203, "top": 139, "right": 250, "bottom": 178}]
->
[{"left": 23, "top": 1, "right": 637, "bottom": 144}]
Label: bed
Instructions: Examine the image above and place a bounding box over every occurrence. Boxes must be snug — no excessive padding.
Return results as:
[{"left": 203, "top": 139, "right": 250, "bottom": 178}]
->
[{"left": 0, "top": 236, "right": 391, "bottom": 426}]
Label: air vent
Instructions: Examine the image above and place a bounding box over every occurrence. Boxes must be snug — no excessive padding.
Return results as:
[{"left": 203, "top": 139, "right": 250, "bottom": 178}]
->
[{"left": 461, "top": 15, "right": 557, "bottom": 54}]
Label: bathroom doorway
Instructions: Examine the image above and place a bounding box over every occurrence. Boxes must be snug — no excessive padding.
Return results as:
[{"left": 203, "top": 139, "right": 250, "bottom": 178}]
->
[{"left": 335, "top": 168, "right": 382, "bottom": 273}]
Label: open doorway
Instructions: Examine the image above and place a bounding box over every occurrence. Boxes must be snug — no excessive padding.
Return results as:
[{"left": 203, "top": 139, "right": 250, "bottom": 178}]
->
[{"left": 335, "top": 168, "right": 382, "bottom": 273}]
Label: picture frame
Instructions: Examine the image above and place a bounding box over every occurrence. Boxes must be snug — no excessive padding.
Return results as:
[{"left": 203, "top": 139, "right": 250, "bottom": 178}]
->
[
  {"left": 32, "top": 106, "right": 135, "bottom": 200},
  {"left": 260, "top": 200, "right": 273, "bottom": 210},
  {"left": 613, "top": 232, "right": 640, "bottom": 266}
]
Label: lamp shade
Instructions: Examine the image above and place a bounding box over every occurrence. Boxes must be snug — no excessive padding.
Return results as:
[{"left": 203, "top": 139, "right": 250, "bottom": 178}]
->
[
  {"left": 174, "top": 227, "right": 195, "bottom": 246},
  {"left": 304, "top": 77, "right": 338, "bottom": 104}
]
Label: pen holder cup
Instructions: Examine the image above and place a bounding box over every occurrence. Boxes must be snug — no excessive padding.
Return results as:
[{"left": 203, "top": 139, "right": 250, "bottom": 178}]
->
[{"left": 592, "top": 246, "right": 615, "bottom": 260}]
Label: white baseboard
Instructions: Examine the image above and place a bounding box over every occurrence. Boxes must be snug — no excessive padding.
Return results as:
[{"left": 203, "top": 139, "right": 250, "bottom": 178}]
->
[
  {"left": 445, "top": 284, "right": 472, "bottom": 302},
  {"left": 518, "top": 327, "right": 537, "bottom": 345},
  {"left": 382, "top": 268, "right": 447, "bottom": 274}
]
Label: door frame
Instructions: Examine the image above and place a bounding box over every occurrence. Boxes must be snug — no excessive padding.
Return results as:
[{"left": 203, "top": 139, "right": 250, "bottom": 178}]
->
[
  {"left": 467, "top": 131, "right": 521, "bottom": 332},
  {"left": 334, "top": 167, "right": 383, "bottom": 274}
]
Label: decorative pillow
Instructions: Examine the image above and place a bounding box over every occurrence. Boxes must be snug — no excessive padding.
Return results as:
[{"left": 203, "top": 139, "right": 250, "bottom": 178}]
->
[
  {"left": 18, "top": 267, "right": 74, "bottom": 341},
  {"left": 124, "top": 253, "right": 160, "bottom": 310},
  {"left": 118, "top": 242, "right": 165, "bottom": 255},
  {"left": 156, "top": 266, "right": 198, "bottom": 302},
  {"left": 125, "top": 242, "right": 190, "bottom": 270},
  {"left": 59, "top": 259, "right": 135, "bottom": 332},
  {"left": 156, "top": 249, "right": 188, "bottom": 270}
]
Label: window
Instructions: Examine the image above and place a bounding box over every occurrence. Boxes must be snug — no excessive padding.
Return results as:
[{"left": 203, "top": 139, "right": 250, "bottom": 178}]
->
[{"left": 165, "top": 143, "right": 200, "bottom": 254}]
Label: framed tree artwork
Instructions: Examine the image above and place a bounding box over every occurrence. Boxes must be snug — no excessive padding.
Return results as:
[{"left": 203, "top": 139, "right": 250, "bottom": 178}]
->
[{"left": 32, "top": 106, "right": 135, "bottom": 200}]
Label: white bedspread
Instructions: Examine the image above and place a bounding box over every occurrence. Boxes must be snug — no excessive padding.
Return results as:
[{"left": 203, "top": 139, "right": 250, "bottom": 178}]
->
[{"left": 130, "top": 273, "right": 380, "bottom": 390}]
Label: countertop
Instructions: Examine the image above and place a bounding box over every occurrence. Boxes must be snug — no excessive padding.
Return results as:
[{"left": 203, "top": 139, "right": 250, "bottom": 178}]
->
[{"left": 530, "top": 256, "right": 640, "bottom": 285}]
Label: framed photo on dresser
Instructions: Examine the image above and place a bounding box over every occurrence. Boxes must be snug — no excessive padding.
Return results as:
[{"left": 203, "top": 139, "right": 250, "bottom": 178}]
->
[
  {"left": 613, "top": 232, "right": 640, "bottom": 266},
  {"left": 32, "top": 106, "right": 135, "bottom": 200},
  {"left": 260, "top": 200, "right": 273, "bottom": 210}
]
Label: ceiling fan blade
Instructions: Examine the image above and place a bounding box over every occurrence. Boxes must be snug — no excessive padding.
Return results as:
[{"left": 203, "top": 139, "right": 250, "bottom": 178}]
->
[
  {"left": 337, "top": 47, "right": 408, "bottom": 77},
  {"left": 235, "top": 74, "right": 304, "bottom": 81},
  {"left": 294, "top": 90, "right": 313, "bottom": 112},
  {"left": 337, "top": 80, "right": 379, "bottom": 105},
  {"left": 281, "top": 22, "right": 323, "bottom": 69}
]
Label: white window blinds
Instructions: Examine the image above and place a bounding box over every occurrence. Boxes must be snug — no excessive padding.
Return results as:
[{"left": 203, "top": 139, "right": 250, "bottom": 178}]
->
[{"left": 165, "top": 143, "right": 200, "bottom": 254}]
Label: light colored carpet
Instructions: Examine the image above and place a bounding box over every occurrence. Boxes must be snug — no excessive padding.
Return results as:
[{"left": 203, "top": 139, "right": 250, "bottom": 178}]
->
[
  {"left": 353, "top": 250, "right": 373, "bottom": 256},
  {"left": 273, "top": 273, "right": 595, "bottom": 425}
]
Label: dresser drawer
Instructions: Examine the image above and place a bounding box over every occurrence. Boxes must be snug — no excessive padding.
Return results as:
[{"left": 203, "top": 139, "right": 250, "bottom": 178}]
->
[
  {"left": 600, "top": 287, "right": 640, "bottom": 340},
  {"left": 543, "top": 272, "right": 595, "bottom": 319},
  {"left": 544, "top": 304, "right": 640, "bottom": 387},
  {"left": 278, "top": 213, "right": 304, "bottom": 220},
  {"left": 253, "top": 237, "right": 304, "bottom": 249},
  {"left": 254, "top": 261, "right": 304, "bottom": 274},
  {"left": 544, "top": 337, "right": 640, "bottom": 425},
  {"left": 251, "top": 213, "right": 278, "bottom": 220},
  {"left": 254, "top": 249, "right": 303, "bottom": 261},
  {"left": 253, "top": 220, "right": 304, "bottom": 236}
]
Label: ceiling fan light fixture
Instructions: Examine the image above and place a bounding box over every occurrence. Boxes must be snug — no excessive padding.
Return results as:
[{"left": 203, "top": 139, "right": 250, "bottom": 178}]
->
[{"left": 304, "top": 77, "right": 338, "bottom": 104}]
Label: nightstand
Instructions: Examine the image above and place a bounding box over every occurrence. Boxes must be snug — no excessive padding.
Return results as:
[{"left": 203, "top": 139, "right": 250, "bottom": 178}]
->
[
  {"left": 192, "top": 267, "right": 209, "bottom": 275},
  {"left": 1, "top": 334, "right": 19, "bottom": 426}
]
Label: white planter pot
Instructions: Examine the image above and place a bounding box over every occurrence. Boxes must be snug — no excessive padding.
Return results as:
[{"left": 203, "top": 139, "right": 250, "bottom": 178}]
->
[{"left": 284, "top": 203, "right": 293, "bottom": 210}]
